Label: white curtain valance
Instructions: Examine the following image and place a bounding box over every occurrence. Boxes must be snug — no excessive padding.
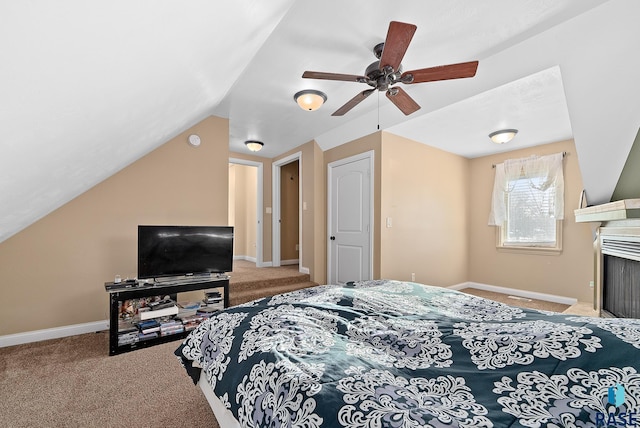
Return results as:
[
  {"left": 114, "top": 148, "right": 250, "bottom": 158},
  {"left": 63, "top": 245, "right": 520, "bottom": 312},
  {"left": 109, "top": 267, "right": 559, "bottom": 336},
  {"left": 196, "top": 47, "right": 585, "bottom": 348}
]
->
[{"left": 488, "top": 152, "right": 564, "bottom": 226}]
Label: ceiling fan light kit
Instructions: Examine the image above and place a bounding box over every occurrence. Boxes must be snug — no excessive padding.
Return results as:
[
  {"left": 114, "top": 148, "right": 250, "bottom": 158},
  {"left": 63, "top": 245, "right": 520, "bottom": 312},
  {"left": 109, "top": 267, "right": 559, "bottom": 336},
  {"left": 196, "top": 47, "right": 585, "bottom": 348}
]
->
[
  {"left": 244, "top": 140, "right": 264, "bottom": 152},
  {"left": 489, "top": 129, "right": 518, "bottom": 144},
  {"left": 302, "top": 21, "right": 479, "bottom": 117},
  {"left": 294, "top": 89, "right": 327, "bottom": 111}
]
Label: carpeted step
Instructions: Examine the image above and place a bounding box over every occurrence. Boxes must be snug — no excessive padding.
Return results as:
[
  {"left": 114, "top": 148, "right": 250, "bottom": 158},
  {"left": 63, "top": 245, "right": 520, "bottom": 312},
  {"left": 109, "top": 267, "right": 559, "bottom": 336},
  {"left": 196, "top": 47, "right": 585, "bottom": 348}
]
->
[
  {"left": 229, "top": 281, "right": 318, "bottom": 306},
  {"left": 229, "top": 272, "right": 311, "bottom": 294}
]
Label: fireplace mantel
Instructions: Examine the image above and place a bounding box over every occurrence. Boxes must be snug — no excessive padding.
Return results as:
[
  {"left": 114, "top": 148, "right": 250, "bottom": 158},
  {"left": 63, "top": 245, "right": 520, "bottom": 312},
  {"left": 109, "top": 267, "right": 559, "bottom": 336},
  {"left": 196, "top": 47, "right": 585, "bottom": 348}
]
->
[
  {"left": 575, "top": 198, "right": 640, "bottom": 223},
  {"left": 574, "top": 199, "right": 640, "bottom": 316}
]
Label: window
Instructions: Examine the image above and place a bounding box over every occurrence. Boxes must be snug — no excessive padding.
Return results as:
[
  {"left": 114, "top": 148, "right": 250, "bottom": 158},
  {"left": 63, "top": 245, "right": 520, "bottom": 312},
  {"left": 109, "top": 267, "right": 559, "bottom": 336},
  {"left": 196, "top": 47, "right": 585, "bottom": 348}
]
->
[{"left": 489, "top": 153, "right": 564, "bottom": 253}]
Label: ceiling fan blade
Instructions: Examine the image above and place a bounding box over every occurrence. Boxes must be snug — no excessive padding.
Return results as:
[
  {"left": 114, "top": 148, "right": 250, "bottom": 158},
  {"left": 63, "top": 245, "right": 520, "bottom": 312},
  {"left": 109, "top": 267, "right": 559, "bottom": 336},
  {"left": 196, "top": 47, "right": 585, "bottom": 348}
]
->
[
  {"left": 302, "top": 71, "right": 367, "bottom": 83},
  {"left": 379, "top": 21, "right": 417, "bottom": 72},
  {"left": 402, "top": 60, "right": 479, "bottom": 84},
  {"left": 386, "top": 87, "right": 421, "bottom": 116},
  {"left": 332, "top": 89, "right": 375, "bottom": 116}
]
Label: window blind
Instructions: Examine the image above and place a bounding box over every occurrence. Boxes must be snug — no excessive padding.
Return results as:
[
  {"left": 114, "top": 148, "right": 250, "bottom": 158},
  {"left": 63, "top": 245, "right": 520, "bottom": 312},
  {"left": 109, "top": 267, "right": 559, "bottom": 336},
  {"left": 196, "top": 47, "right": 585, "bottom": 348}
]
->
[{"left": 504, "top": 176, "right": 557, "bottom": 245}]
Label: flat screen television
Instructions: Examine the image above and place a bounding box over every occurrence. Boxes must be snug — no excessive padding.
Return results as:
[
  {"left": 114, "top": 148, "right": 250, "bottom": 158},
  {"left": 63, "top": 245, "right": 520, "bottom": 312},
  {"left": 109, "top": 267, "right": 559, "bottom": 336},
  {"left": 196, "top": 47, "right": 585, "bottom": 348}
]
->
[{"left": 137, "top": 225, "right": 234, "bottom": 280}]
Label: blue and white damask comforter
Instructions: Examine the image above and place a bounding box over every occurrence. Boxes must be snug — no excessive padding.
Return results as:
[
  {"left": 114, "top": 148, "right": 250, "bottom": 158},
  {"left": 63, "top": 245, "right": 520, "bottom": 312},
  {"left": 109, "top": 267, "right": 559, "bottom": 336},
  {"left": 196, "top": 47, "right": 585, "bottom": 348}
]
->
[{"left": 175, "top": 280, "right": 640, "bottom": 427}]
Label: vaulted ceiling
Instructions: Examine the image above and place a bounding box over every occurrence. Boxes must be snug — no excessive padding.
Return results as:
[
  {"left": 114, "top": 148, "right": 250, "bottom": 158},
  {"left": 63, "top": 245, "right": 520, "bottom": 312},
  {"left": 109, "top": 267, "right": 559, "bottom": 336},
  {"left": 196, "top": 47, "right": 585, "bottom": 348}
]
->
[{"left": 1, "top": 0, "right": 639, "bottom": 243}]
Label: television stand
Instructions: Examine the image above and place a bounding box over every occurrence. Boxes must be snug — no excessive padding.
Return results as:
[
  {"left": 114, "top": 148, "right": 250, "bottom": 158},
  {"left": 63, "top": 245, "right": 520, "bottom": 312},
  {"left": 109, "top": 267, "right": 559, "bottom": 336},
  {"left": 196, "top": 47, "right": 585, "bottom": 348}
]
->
[{"left": 104, "top": 276, "right": 229, "bottom": 356}]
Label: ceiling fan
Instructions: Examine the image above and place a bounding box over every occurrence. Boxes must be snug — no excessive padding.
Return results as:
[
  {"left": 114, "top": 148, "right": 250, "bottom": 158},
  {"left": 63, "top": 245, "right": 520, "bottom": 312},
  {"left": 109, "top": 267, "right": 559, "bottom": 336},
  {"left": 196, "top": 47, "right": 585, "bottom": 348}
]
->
[{"left": 302, "top": 21, "right": 479, "bottom": 116}]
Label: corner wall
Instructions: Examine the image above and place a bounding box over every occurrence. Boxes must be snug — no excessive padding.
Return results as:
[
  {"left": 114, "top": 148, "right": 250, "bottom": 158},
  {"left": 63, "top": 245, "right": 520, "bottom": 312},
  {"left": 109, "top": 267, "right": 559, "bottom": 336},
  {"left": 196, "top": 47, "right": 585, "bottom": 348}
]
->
[
  {"left": 468, "top": 139, "right": 595, "bottom": 302},
  {"left": 380, "top": 133, "right": 470, "bottom": 286},
  {"left": 0, "top": 116, "right": 229, "bottom": 336}
]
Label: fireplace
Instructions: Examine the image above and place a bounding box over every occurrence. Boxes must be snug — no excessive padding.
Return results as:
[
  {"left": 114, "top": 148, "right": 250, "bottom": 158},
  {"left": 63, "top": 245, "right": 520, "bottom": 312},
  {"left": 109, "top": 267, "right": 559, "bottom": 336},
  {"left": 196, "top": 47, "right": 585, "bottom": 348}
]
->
[
  {"left": 603, "top": 254, "right": 640, "bottom": 317},
  {"left": 574, "top": 198, "right": 640, "bottom": 318}
]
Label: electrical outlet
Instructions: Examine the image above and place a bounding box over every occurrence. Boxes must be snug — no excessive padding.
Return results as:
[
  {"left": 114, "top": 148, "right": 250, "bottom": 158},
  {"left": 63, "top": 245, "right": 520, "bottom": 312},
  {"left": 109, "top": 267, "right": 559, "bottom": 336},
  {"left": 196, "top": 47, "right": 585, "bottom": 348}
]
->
[
  {"left": 589, "top": 280, "right": 594, "bottom": 289},
  {"left": 411, "top": 273, "right": 415, "bottom": 281}
]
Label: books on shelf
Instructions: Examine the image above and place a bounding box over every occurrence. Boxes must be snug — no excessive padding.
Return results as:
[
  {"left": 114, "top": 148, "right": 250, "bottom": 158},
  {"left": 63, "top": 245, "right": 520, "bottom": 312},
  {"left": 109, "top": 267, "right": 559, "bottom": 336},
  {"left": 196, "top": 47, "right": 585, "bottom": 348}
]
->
[
  {"left": 138, "top": 332, "right": 159, "bottom": 341},
  {"left": 136, "top": 319, "right": 161, "bottom": 334},
  {"left": 180, "top": 314, "right": 206, "bottom": 331},
  {"left": 118, "top": 331, "right": 139, "bottom": 346},
  {"left": 116, "top": 290, "right": 226, "bottom": 348},
  {"left": 160, "top": 319, "right": 184, "bottom": 336}
]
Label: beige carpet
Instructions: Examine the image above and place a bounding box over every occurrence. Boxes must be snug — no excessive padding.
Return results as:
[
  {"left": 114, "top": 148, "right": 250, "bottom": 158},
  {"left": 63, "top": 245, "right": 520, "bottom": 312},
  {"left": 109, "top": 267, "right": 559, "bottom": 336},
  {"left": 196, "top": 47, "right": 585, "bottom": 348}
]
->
[
  {"left": 228, "top": 260, "right": 318, "bottom": 305},
  {"left": 229, "top": 259, "right": 302, "bottom": 282},
  {"left": 0, "top": 331, "right": 219, "bottom": 428},
  {"left": 459, "top": 287, "right": 572, "bottom": 313}
]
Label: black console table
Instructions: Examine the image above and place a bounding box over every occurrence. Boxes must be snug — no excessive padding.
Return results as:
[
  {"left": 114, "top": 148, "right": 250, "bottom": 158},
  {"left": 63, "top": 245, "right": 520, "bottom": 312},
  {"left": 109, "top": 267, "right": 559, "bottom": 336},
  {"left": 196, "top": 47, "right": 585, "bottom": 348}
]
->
[{"left": 105, "top": 277, "right": 229, "bottom": 355}]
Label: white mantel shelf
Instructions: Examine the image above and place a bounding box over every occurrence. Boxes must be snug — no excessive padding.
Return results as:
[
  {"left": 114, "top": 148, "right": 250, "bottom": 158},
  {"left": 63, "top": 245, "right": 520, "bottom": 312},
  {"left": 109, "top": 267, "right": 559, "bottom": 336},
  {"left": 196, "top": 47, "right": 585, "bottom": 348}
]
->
[{"left": 574, "top": 199, "right": 640, "bottom": 223}]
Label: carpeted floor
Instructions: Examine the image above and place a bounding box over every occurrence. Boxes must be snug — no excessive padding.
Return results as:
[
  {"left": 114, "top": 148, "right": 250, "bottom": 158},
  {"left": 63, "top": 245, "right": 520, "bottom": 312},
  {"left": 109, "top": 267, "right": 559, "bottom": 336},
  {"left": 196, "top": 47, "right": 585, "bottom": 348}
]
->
[
  {"left": 228, "top": 260, "right": 318, "bottom": 305},
  {"left": 229, "top": 259, "right": 301, "bottom": 282},
  {"left": 0, "top": 331, "right": 219, "bottom": 428},
  {"left": 459, "top": 287, "right": 571, "bottom": 312}
]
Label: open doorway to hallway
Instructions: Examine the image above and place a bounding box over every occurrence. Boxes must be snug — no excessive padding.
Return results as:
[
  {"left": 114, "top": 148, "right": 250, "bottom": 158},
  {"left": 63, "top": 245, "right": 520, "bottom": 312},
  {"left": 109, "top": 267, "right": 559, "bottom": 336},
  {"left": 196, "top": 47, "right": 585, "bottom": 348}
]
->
[
  {"left": 279, "top": 160, "right": 299, "bottom": 267},
  {"left": 272, "top": 151, "right": 302, "bottom": 271},
  {"left": 229, "top": 159, "right": 263, "bottom": 266}
]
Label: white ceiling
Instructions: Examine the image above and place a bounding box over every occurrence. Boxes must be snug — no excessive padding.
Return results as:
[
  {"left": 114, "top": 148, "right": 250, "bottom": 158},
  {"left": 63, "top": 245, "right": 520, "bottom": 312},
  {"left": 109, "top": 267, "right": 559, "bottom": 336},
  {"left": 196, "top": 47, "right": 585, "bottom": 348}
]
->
[{"left": 1, "top": 0, "right": 639, "bottom": 244}]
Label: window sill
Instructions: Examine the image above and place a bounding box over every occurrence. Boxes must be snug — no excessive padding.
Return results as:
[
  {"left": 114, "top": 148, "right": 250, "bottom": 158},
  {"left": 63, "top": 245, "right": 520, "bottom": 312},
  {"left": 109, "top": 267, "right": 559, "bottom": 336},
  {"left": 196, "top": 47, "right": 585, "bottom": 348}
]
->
[{"left": 496, "top": 245, "right": 562, "bottom": 256}]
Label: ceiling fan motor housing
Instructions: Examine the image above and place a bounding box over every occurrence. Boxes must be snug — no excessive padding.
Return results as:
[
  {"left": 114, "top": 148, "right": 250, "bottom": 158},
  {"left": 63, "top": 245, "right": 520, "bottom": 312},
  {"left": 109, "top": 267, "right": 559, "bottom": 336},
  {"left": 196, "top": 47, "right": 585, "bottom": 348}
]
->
[{"left": 365, "top": 60, "right": 402, "bottom": 91}]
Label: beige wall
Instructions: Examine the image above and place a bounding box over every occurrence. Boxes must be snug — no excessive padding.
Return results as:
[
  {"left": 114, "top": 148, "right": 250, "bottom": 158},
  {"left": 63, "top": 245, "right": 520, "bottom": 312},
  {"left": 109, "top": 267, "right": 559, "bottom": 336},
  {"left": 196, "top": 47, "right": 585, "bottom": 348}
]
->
[
  {"left": 229, "top": 164, "right": 257, "bottom": 259},
  {"left": 0, "top": 116, "right": 229, "bottom": 336},
  {"left": 380, "top": 134, "right": 470, "bottom": 286},
  {"left": 468, "top": 139, "right": 595, "bottom": 302}
]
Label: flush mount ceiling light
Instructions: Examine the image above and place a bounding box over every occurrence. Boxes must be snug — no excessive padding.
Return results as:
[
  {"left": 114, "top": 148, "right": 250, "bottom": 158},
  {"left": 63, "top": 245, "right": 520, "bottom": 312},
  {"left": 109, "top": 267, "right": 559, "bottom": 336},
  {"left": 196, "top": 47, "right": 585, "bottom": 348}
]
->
[
  {"left": 489, "top": 129, "right": 518, "bottom": 144},
  {"left": 294, "top": 89, "right": 327, "bottom": 111},
  {"left": 245, "top": 140, "right": 264, "bottom": 152}
]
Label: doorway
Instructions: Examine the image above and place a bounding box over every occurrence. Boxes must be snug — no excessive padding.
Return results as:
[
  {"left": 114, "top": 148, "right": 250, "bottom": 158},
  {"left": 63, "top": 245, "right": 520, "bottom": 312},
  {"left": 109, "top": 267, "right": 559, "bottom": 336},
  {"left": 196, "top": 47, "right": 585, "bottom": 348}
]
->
[
  {"left": 327, "top": 151, "right": 373, "bottom": 284},
  {"left": 229, "top": 158, "right": 263, "bottom": 267},
  {"left": 272, "top": 152, "right": 302, "bottom": 270},
  {"left": 280, "top": 160, "right": 299, "bottom": 266}
]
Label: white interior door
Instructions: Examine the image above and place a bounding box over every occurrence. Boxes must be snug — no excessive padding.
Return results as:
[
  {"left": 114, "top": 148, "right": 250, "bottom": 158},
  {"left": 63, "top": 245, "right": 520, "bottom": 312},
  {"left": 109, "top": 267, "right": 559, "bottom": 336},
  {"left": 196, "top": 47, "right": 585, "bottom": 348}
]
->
[{"left": 328, "top": 151, "right": 373, "bottom": 284}]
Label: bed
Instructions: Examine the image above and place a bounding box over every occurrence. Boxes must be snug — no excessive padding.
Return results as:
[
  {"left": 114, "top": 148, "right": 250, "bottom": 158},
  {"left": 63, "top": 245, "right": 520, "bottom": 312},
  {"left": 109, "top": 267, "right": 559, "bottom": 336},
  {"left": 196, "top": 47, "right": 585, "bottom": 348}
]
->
[{"left": 175, "top": 279, "right": 640, "bottom": 427}]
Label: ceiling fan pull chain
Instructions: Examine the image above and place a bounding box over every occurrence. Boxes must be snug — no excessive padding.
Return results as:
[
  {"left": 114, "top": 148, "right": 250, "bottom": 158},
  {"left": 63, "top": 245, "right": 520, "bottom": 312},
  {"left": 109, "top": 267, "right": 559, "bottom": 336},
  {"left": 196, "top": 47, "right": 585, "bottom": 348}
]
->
[{"left": 377, "top": 91, "right": 380, "bottom": 130}]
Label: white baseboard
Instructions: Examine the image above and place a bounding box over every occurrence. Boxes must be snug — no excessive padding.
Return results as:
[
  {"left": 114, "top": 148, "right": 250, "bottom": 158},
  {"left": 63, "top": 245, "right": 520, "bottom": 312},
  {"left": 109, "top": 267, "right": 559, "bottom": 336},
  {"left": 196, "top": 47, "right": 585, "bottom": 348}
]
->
[
  {"left": 300, "top": 266, "right": 310, "bottom": 275},
  {"left": 0, "top": 320, "right": 109, "bottom": 348},
  {"left": 280, "top": 259, "right": 299, "bottom": 266},
  {"left": 448, "top": 281, "right": 577, "bottom": 306},
  {"left": 233, "top": 255, "right": 257, "bottom": 263}
]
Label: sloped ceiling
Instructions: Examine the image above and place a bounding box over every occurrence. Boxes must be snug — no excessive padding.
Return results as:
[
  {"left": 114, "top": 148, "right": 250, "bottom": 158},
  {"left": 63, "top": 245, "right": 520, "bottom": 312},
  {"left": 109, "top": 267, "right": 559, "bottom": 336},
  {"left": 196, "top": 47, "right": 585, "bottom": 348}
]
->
[{"left": 1, "top": 0, "right": 639, "bottom": 244}]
